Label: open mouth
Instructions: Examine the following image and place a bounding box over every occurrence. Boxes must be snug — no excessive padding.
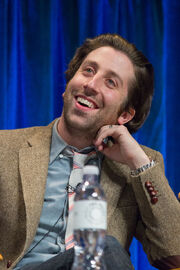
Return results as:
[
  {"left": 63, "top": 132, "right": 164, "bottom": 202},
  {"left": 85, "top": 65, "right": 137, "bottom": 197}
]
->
[{"left": 76, "top": 96, "right": 98, "bottom": 109}]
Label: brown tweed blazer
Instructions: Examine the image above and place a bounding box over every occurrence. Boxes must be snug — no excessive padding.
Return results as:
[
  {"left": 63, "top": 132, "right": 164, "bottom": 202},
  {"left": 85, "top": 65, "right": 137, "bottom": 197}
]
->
[{"left": 0, "top": 121, "right": 180, "bottom": 269}]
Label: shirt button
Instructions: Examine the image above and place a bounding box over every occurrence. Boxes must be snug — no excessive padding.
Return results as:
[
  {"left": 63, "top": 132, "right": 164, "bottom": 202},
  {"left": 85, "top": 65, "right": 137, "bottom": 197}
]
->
[{"left": 59, "top": 154, "right": 64, "bottom": 158}]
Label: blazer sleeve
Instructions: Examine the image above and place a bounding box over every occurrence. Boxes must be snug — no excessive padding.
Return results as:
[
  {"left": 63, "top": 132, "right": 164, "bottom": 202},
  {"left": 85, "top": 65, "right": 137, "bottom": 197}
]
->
[{"left": 131, "top": 150, "right": 180, "bottom": 269}]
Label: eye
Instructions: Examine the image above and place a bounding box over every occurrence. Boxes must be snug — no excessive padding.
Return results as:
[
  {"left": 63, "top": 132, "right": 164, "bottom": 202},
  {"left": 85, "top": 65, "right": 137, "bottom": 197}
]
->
[
  {"left": 83, "top": 66, "right": 94, "bottom": 75},
  {"left": 86, "top": 67, "right": 93, "bottom": 73},
  {"left": 106, "top": 78, "right": 116, "bottom": 88}
]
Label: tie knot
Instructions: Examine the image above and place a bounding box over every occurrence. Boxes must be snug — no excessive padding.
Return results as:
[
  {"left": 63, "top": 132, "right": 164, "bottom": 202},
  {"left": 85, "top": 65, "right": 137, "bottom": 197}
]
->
[
  {"left": 72, "top": 151, "right": 96, "bottom": 169},
  {"left": 61, "top": 147, "right": 97, "bottom": 169}
]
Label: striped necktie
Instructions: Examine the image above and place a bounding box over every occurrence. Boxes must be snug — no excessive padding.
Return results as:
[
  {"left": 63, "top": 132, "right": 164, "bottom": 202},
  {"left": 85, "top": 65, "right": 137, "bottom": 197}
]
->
[{"left": 65, "top": 149, "right": 97, "bottom": 250}]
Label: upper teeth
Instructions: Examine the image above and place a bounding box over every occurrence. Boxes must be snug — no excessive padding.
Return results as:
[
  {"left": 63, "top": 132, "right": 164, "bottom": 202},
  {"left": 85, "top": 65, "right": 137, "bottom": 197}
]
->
[{"left": 77, "top": 97, "right": 94, "bottom": 108}]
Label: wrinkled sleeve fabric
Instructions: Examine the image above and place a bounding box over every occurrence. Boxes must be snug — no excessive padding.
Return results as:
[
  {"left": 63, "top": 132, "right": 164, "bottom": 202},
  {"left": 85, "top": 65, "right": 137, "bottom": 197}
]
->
[{"left": 131, "top": 149, "right": 180, "bottom": 269}]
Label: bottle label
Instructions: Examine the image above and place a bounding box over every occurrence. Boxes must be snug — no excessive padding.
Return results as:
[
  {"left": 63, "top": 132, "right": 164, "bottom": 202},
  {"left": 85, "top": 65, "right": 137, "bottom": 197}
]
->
[{"left": 73, "top": 200, "right": 107, "bottom": 230}]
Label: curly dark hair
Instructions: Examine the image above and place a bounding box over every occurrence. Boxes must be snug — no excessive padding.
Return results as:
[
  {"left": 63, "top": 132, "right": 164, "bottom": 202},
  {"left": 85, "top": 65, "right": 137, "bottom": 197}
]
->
[{"left": 65, "top": 33, "right": 154, "bottom": 133}]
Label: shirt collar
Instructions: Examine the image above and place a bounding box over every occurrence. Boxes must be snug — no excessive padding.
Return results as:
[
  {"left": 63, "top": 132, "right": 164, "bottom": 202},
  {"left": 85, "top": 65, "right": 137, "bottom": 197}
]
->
[
  {"left": 49, "top": 118, "right": 100, "bottom": 164},
  {"left": 49, "top": 119, "right": 67, "bottom": 164}
]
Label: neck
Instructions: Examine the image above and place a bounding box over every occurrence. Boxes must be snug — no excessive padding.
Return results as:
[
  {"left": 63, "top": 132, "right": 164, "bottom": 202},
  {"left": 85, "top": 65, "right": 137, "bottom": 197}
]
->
[{"left": 57, "top": 117, "right": 95, "bottom": 149}]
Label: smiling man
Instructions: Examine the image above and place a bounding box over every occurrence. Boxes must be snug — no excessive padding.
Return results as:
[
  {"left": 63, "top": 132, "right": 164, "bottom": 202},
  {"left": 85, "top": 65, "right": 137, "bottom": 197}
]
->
[
  {"left": 59, "top": 46, "right": 135, "bottom": 148},
  {"left": 0, "top": 34, "right": 180, "bottom": 270}
]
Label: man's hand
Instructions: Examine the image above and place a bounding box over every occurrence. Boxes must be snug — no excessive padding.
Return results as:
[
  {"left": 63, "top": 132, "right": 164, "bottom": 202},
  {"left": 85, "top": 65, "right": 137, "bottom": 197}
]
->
[{"left": 94, "top": 124, "right": 150, "bottom": 170}]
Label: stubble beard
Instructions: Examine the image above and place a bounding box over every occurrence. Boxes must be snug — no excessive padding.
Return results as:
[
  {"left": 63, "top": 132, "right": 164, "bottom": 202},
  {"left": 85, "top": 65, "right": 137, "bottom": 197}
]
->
[{"left": 63, "top": 104, "right": 103, "bottom": 141}]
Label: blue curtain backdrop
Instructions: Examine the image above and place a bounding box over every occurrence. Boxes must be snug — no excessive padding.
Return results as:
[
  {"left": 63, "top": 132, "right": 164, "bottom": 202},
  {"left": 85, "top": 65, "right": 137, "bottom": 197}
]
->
[{"left": 0, "top": 0, "right": 180, "bottom": 269}]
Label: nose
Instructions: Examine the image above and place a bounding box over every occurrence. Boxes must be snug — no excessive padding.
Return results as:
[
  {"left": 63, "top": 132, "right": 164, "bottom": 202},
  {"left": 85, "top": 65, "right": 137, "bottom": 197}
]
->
[{"left": 83, "top": 75, "right": 101, "bottom": 95}]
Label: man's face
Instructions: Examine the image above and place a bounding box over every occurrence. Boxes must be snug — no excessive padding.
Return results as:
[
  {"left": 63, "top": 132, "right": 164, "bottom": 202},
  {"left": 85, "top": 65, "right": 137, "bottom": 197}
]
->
[{"left": 62, "top": 46, "right": 135, "bottom": 136}]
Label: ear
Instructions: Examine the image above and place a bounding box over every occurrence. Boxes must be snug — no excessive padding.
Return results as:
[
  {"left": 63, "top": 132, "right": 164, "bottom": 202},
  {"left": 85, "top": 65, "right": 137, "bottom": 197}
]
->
[
  {"left": 117, "top": 108, "right": 135, "bottom": 125},
  {"left": 62, "top": 92, "right": 65, "bottom": 98}
]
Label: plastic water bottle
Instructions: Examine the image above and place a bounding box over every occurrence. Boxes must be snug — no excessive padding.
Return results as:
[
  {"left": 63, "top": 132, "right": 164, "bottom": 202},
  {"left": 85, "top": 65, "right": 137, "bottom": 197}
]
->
[{"left": 71, "top": 165, "right": 107, "bottom": 270}]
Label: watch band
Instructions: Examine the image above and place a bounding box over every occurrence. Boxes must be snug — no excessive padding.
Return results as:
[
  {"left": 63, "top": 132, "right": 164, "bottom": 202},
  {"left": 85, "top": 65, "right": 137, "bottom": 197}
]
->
[{"left": 130, "top": 160, "right": 155, "bottom": 176}]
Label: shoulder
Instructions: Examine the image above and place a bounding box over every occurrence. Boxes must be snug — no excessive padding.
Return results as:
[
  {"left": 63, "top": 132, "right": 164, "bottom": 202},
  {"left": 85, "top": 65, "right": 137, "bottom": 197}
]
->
[
  {"left": 0, "top": 126, "right": 43, "bottom": 145},
  {"left": 0, "top": 120, "right": 56, "bottom": 149}
]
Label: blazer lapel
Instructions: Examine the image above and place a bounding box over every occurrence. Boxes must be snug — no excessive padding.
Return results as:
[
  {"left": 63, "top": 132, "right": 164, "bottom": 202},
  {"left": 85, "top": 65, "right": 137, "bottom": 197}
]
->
[{"left": 19, "top": 124, "right": 53, "bottom": 251}]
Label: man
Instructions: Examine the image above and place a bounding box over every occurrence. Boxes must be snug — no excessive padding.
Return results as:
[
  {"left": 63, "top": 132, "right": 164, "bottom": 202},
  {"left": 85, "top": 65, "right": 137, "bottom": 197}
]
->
[{"left": 0, "top": 34, "right": 180, "bottom": 270}]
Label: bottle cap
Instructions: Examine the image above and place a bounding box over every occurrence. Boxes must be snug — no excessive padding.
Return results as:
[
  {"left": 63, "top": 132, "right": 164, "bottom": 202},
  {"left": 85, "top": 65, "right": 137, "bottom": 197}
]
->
[{"left": 83, "top": 165, "right": 99, "bottom": 175}]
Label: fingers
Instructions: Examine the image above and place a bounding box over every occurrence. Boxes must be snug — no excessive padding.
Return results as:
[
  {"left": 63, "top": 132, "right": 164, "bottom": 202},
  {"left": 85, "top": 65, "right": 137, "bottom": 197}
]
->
[
  {"left": 95, "top": 124, "right": 124, "bottom": 141},
  {"left": 94, "top": 125, "right": 114, "bottom": 146},
  {"left": 94, "top": 124, "right": 126, "bottom": 151}
]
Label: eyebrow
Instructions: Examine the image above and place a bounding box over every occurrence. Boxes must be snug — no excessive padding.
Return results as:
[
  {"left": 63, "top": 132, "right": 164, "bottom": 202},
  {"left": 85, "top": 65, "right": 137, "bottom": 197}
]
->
[
  {"left": 81, "top": 60, "right": 98, "bottom": 69},
  {"left": 81, "top": 60, "right": 123, "bottom": 86}
]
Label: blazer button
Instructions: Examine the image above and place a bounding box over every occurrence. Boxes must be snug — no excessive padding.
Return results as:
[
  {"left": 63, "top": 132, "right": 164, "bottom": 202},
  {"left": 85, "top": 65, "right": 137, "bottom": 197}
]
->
[
  {"left": 147, "top": 186, "right": 154, "bottom": 193},
  {"left": 150, "top": 190, "right": 158, "bottom": 197},
  {"left": 151, "top": 197, "right": 158, "bottom": 204},
  {"left": 7, "top": 260, "right": 12, "bottom": 268},
  {"left": 145, "top": 181, "right": 152, "bottom": 188}
]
